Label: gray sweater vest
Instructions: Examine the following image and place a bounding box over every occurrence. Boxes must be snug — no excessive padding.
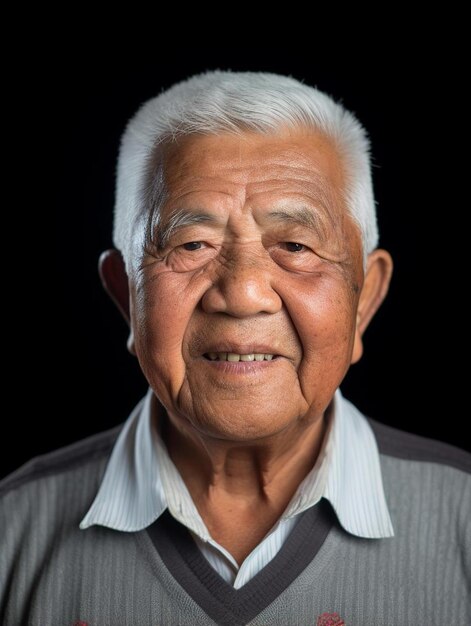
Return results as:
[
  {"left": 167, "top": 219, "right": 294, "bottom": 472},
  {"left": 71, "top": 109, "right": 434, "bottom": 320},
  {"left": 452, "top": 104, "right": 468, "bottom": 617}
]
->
[{"left": 1, "top": 419, "right": 470, "bottom": 625}]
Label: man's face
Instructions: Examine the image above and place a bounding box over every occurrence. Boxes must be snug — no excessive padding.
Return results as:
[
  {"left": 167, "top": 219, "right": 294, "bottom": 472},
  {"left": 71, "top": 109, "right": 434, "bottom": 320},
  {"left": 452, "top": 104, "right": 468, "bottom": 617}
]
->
[{"left": 130, "top": 130, "right": 364, "bottom": 441}]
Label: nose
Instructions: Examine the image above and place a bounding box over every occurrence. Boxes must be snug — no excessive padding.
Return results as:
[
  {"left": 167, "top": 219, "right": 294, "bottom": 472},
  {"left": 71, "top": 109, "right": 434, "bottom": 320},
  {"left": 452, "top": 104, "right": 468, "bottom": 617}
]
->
[{"left": 201, "top": 247, "right": 282, "bottom": 317}]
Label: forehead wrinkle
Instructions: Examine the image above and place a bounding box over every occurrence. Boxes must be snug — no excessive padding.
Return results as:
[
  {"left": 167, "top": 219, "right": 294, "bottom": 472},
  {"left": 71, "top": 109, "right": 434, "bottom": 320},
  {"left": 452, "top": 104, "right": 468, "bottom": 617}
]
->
[
  {"left": 246, "top": 165, "right": 340, "bottom": 205},
  {"left": 167, "top": 136, "right": 342, "bottom": 188},
  {"left": 149, "top": 135, "right": 347, "bottom": 254}
]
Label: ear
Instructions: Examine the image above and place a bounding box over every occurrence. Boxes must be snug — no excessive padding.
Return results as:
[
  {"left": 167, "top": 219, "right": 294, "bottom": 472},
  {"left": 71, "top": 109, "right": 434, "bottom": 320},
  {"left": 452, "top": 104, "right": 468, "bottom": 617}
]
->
[
  {"left": 351, "top": 249, "right": 393, "bottom": 364},
  {"left": 98, "top": 249, "right": 136, "bottom": 355}
]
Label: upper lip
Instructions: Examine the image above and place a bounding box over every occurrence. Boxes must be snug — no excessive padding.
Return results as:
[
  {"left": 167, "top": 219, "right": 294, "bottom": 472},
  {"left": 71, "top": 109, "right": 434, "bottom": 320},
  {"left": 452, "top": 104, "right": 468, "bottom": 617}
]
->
[{"left": 201, "top": 344, "right": 281, "bottom": 355}]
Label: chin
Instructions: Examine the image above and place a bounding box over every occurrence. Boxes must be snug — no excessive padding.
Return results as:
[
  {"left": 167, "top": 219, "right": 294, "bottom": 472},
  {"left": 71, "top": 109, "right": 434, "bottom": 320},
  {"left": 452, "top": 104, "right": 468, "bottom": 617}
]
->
[{"left": 189, "top": 409, "right": 297, "bottom": 442}]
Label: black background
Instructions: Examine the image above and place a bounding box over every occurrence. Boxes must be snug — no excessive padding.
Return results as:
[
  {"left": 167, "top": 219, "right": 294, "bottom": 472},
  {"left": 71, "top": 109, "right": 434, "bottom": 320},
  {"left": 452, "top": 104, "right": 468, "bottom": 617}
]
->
[{"left": 3, "top": 41, "right": 469, "bottom": 479}]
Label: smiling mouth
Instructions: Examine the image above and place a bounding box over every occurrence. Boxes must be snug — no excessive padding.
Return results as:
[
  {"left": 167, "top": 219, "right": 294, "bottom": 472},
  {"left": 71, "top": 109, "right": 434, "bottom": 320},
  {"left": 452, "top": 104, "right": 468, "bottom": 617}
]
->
[{"left": 204, "top": 352, "right": 277, "bottom": 362}]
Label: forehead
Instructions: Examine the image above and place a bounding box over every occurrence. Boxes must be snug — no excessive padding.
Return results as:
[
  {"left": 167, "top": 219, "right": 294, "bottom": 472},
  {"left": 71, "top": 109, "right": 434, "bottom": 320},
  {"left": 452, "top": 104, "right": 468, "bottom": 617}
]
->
[
  {"left": 160, "top": 129, "right": 345, "bottom": 207},
  {"left": 152, "top": 130, "right": 363, "bottom": 272}
]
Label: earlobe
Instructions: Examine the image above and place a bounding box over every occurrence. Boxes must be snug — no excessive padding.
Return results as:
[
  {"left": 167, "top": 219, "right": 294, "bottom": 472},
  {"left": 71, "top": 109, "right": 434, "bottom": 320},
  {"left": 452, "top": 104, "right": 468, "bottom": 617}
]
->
[
  {"left": 351, "top": 249, "right": 393, "bottom": 364},
  {"left": 98, "top": 249, "right": 131, "bottom": 324}
]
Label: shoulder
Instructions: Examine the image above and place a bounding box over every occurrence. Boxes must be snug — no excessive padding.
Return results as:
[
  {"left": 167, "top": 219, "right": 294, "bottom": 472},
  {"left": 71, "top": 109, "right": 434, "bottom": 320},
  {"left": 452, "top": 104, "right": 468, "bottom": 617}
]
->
[
  {"left": 0, "top": 426, "right": 122, "bottom": 573},
  {"left": 0, "top": 426, "right": 123, "bottom": 618},
  {"left": 368, "top": 417, "right": 470, "bottom": 528},
  {"left": 0, "top": 425, "right": 122, "bottom": 497},
  {"left": 368, "top": 418, "right": 471, "bottom": 474}
]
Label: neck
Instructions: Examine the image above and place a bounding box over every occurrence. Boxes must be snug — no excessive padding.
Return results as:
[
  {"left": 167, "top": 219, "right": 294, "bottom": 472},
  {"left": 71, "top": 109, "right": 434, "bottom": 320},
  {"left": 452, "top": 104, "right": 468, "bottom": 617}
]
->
[
  {"left": 162, "top": 412, "right": 328, "bottom": 503},
  {"left": 158, "top": 404, "right": 330, "bottom": 564}
]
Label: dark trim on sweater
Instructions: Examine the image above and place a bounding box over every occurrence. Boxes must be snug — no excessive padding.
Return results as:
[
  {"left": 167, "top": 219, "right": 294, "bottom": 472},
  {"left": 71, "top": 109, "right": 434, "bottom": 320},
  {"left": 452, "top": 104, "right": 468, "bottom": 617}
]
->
[
  {"left": 368, "top": 418, "right": 471, "bottom": 474},
  {"left": 147, "top": 499, "right": 337, "bottom": 626},
  {"left": 0, "top": 426, "right": 122, "bottom": 496}
]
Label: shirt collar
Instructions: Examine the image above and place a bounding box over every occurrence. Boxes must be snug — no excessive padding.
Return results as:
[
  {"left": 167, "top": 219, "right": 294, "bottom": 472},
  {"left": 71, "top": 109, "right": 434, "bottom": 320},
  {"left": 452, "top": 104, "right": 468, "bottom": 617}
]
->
[
  {"left": 324, "top": 392, "right": 394, "bottom": 538},
  {"left": 80, "top": 389, "right": 166, "bottom": 531},
  {"left": 80, "top": 388, "right": 394, "bottom": 539}
]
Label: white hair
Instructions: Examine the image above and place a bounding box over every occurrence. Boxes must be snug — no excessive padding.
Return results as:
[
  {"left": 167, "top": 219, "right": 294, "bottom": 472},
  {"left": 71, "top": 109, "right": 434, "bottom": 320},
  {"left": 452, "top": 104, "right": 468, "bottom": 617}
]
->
[{"left": 114, "top": 71, "right": 378, "bottom": 269}]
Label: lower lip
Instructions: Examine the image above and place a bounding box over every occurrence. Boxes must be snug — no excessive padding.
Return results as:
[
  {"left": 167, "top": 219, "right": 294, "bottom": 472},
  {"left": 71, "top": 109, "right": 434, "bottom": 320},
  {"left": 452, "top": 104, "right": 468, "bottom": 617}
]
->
[{"left": 201, "top": 357, "right": 280, "bottom": 374}]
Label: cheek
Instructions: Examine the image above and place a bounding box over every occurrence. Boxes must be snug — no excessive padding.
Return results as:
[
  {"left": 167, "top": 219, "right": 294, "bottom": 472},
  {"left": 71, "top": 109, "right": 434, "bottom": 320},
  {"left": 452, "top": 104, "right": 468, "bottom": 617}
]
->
[
  {"left": 131, "top": 271, "right": 209, "bottom": 396},
  {"left": 280, "top": 274, "right": 357, "bottom": 398}
]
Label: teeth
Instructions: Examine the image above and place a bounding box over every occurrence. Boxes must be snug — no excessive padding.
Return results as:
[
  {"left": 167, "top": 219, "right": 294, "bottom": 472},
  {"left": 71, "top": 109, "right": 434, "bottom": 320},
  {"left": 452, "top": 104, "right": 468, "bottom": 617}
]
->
[{"left": 206, "top": 352, "right": 275, "bottom": 362}]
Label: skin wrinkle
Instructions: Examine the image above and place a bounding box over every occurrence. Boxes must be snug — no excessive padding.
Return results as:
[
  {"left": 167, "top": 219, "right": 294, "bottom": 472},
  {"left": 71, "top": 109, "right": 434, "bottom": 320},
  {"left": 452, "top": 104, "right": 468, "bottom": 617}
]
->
[
  {"left": 151, "top": 130, "right": 342, "bottom": 222},
  {"left": 142, "top": 142, "right": 354, "bottom": 289},
  {"left": 154, "top": 168, "right": 338, "bottom": 249},
  {"left": 136, "top": 132, "right": 362, "bottom": 442},
  {"left": 103, "top": 128, "right": 393, "bottom": 563},
  {"left": 139, "top": 132, "right": 358, "bottom": 404}
]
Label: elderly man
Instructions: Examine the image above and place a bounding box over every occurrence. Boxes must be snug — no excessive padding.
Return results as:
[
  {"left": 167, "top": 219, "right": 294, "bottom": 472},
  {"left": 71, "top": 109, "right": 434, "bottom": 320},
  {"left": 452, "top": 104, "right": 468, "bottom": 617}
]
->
[{"left": 1, "top": 72, "right": 469, "bottom": 626}]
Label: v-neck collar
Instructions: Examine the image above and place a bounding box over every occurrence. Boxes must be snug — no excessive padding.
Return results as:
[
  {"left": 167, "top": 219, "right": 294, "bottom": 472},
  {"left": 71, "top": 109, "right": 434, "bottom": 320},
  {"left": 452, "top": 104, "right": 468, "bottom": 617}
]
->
[{"left": 146, "top": 498, "right": 336, "bottom": 626}]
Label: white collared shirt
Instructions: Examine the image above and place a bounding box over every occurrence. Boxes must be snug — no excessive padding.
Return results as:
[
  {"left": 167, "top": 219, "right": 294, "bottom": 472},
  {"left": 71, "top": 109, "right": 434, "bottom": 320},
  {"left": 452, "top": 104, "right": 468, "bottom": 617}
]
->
[{"left": 80, "top": 388, "right": 394, "bottom": 588}]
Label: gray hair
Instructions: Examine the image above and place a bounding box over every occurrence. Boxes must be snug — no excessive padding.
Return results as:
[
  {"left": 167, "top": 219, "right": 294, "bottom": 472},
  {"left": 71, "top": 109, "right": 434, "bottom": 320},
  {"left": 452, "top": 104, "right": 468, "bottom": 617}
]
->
[{"left": 113, "top": 71, "right": 378, "bottom": 269}]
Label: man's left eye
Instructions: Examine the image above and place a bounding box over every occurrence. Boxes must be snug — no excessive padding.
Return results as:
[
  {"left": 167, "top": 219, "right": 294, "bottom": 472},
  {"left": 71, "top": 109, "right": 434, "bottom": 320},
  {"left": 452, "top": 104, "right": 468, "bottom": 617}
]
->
[
  {"left": 283, "top": 242, "right": 305, "bottom": 252},
  {"left": 182, "top": 242, "right": 203, "bottom": 251}
]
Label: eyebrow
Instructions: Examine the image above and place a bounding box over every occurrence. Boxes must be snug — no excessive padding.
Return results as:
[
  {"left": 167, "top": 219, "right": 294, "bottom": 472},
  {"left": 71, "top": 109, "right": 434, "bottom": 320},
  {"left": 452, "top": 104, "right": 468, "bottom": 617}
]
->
[
  {"left": 265, "top": 206, "right": 330, "bottom": 242},
  {"left": 155, "top": 204, "right": 332, "bottom": 249},
  {"left": 155, "top": 209, "right": 221, "bottom": 249}
]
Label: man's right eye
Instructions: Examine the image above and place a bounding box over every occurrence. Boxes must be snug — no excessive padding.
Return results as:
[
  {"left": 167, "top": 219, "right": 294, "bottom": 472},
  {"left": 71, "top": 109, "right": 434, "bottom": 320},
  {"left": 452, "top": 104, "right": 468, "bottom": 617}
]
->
[
  {"left": 182, "top": 242, "right": 203, "bottom": 251},
  {"left": 283, "top": 242, "right": 306, "bottom": 253}
]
